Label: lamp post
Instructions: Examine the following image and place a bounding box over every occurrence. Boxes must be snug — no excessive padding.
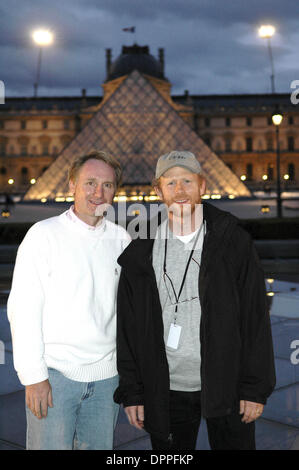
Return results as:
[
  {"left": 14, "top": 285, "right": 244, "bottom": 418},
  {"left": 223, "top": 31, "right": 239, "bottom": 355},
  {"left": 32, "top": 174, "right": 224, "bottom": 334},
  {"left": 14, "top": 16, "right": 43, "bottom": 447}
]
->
[
  {"left": 272, "top": 111, "right": 283, "bottom": 218},
  {"left": 258, "top": 25, "right": 276, "bottom": 94},
  {"left": 32, "top": 29, "right": 53, "bottom": 98}
]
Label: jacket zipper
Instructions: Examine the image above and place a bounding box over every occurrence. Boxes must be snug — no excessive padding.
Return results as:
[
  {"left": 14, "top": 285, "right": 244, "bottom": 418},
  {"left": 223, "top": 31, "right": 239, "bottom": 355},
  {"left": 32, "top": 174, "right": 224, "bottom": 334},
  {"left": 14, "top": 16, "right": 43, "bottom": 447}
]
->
[{"left": 198, "top": 227, "right": 210, "bottom": 417}]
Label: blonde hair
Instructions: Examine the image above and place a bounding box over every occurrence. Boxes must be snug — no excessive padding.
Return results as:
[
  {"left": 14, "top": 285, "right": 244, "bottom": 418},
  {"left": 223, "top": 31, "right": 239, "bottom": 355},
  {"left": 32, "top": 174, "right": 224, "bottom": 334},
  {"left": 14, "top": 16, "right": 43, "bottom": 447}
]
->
[
  {"left": 151, "top": 176, "right": 160, "bottom": 188},
  {"left": 68, "top": 150, "right": 122, "bottom": 187}
]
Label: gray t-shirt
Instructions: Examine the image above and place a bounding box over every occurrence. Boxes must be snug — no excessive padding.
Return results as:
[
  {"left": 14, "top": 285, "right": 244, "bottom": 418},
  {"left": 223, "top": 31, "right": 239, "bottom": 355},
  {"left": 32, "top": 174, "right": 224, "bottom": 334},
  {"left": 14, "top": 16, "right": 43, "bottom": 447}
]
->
[{"left": 152, "top": 219, "right": 205, "bottom": 391}]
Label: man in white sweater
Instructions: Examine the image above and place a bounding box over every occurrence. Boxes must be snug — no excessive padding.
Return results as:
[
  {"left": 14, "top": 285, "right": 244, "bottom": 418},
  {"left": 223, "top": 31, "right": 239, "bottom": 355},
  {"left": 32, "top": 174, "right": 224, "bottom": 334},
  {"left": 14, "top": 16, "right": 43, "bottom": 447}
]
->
[{"left": 7, "top": 150, "right": 131, "bottom": 450}]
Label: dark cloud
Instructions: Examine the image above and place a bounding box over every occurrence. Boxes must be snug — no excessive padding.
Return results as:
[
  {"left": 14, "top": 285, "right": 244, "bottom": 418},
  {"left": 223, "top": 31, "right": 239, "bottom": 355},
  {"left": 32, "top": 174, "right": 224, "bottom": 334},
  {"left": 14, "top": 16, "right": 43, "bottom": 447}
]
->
[
  {"left": 77, "top": 0, "right": 299, "bottom": 25},
  {"left": 0, "top": 0, "right": 298, "bottom": 97}
]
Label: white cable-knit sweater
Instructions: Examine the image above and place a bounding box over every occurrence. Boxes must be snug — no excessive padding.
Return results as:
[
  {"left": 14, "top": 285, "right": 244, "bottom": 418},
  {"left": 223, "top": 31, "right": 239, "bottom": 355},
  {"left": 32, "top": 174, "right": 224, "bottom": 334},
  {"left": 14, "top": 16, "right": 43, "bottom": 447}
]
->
[{"left": 7, "top": 209, "right": 131, "bottom": 386}]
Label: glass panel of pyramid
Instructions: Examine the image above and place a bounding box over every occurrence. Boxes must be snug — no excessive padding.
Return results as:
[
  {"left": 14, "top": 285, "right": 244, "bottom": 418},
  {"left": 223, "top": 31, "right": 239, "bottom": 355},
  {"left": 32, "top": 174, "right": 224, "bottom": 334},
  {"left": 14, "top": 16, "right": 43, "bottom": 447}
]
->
[{"left": 25, "top": 70, "right": 250, "bottom": 200}]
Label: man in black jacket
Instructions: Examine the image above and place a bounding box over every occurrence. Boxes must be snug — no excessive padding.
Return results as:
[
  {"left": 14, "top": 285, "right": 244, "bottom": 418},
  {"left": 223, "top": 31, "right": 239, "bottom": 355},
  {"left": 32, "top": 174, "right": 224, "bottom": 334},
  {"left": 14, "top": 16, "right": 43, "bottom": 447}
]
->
[{"left": 114, "top": 150, "right": 276, "bottom": 450}]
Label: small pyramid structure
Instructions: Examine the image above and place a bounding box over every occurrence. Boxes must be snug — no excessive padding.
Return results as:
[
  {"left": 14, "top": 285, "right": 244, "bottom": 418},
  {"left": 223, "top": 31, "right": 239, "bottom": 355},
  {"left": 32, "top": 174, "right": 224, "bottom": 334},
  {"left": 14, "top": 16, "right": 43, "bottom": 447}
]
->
[{"left": 24, "top": 70, "right": 250, "bottom": 200}]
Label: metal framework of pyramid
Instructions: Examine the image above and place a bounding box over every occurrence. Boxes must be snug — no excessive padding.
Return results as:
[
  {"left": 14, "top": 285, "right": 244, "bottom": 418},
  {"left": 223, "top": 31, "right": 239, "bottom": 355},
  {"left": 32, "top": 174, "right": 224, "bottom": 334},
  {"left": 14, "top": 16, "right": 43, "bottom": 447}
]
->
[{"left": 25, "top": 70, "right": 250, "bottom": 200}]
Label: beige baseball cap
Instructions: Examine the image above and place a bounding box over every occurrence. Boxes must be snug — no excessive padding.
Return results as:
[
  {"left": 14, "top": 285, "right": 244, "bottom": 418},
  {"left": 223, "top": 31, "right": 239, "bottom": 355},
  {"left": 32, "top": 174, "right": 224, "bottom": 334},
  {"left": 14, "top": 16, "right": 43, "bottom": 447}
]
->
[{"left": 155, "top": 150, "right": 201, "bottom": 179}]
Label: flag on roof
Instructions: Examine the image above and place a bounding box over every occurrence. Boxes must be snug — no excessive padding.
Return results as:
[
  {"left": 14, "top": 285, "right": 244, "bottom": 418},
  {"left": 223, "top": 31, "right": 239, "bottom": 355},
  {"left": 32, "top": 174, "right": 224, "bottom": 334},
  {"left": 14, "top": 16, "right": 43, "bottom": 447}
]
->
[{"left": 122, "top": 26, "right": 135, "bottom": 33}]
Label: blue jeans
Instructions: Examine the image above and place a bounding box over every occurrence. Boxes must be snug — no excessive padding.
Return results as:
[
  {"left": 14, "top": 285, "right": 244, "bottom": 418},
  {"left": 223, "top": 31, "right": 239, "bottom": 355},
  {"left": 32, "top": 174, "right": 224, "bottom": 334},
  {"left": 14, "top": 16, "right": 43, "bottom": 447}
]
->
[{"left": 26, "top": 368, "right": 119, "bottom": 450}]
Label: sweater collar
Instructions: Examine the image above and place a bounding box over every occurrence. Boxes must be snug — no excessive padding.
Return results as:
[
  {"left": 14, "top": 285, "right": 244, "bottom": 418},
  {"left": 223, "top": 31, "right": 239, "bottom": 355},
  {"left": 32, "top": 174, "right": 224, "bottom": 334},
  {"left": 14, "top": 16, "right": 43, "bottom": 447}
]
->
[{"left": 66, "top": 205, "right": 106, "bottom": 233}]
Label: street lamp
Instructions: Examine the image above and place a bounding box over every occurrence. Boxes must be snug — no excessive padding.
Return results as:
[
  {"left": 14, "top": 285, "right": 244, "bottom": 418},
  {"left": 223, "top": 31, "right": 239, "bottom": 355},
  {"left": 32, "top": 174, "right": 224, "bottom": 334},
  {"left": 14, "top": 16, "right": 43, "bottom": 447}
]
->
[
  {"left": 272, "top": 110, "right": 283, "bottom": 218},
  {"left": 262, "top": 173, "right": 270, "bottom": 194},
  {"left": 258, "top": 25, "right": 276, "bottom": 94},
  {"left": 32, "top": 29, "right": 53, "bottom": 98},
  {"left": 284, "top": 173, "right": 289, "bottom": 191}
]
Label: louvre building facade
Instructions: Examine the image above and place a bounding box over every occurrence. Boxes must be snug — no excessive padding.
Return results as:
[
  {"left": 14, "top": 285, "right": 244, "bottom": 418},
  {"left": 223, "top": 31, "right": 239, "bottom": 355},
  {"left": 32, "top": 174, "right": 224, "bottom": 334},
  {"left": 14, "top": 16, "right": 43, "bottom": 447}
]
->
[{"left": 0, "top": 44, "right": 298, "bottom": 201}]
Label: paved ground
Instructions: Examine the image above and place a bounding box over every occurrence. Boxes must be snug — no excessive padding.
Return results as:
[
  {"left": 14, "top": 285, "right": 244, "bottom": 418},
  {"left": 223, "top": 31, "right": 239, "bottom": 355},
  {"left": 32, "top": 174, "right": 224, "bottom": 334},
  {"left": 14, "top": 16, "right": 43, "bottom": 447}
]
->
[
  {"left": 1, "top": 277, "right": 299, "bottom": 450},
  {"left": 0, "top": 199, "right": 298, "bottom": 450}
]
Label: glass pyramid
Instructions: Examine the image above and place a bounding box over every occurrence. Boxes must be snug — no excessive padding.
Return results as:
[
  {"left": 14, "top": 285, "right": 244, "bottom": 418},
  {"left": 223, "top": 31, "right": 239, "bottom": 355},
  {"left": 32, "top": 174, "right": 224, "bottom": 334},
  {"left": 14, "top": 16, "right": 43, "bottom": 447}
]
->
[{"left": 25, "top": 70, "right": 250, "bottom": 200}]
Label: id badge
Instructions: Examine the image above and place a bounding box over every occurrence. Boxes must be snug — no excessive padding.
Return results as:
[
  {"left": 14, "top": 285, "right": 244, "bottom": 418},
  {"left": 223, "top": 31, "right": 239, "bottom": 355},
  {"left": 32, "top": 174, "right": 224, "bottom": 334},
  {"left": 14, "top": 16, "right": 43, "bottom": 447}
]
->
[{"left": 167, "top": 323, "right": 182, "bottom": 349}]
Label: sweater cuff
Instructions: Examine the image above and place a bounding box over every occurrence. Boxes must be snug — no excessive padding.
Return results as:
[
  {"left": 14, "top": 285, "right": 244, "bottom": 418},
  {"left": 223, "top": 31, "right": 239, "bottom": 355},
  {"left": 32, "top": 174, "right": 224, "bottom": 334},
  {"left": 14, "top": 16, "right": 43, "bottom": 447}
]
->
[
  {"left": 239, "top": 394, "right": 267, "bottom": 405},
  {"left": 18, "top": 363, "right": 49, "bottom": 386},
  {"left": 113, "top": 387, "right": 144, "bottom": 407}
]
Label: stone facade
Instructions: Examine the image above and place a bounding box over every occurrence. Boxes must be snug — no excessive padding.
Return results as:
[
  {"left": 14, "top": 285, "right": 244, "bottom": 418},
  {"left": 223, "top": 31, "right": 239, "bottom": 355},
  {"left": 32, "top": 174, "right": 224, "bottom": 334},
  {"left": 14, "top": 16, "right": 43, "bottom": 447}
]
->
[
  {"left": 0, "top": 94, "right": 96, "bottom": 193},
  {"left": 174, "top": 92, "right": 298, "bottom": 192}
]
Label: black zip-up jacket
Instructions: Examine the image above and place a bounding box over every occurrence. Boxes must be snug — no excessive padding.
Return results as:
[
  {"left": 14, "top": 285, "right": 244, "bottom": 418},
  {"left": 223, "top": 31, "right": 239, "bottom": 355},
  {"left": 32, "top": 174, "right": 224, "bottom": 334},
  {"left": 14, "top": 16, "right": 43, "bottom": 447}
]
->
[{"left": 114, "top": 202, "right": 276, "bottom": 441}]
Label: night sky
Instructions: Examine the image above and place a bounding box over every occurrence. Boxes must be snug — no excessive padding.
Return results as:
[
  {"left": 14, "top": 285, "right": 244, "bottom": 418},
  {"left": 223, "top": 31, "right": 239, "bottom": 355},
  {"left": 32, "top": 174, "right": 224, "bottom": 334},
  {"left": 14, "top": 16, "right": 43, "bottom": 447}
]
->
[{"left": 1, "top": 0, "right": 298, "bottom": 98}]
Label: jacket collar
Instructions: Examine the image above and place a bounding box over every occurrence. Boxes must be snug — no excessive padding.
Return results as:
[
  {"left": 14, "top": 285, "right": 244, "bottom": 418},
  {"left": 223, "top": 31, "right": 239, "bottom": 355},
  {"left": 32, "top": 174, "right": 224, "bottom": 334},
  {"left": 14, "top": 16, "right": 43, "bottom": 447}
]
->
[
  {"left": 117, "top": 202, "right": 239, "bottom": 274},
  {"left": 200, "top": 202, "right": 238, "bottom": 280}
]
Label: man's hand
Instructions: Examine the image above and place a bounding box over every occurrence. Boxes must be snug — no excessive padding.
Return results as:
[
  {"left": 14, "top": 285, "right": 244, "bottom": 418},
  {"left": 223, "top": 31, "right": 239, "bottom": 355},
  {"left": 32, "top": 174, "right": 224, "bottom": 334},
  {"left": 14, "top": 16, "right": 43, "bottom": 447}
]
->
[
  {"left": 240, "top": 400, "right": 264, "bottom": 423},
  {"left": 124, "top": 405, "right": 144, "bottom": 430},
  {"left": 25, "top": 379, "right": 53, "bottom": 419}
]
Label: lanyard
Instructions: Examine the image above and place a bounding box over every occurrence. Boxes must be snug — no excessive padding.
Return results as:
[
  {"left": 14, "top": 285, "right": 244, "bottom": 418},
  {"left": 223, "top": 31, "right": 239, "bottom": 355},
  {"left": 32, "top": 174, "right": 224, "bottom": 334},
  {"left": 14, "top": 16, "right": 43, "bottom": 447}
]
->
[{"left": 163, "top": 220, "right": 205, "bottom": 321}]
